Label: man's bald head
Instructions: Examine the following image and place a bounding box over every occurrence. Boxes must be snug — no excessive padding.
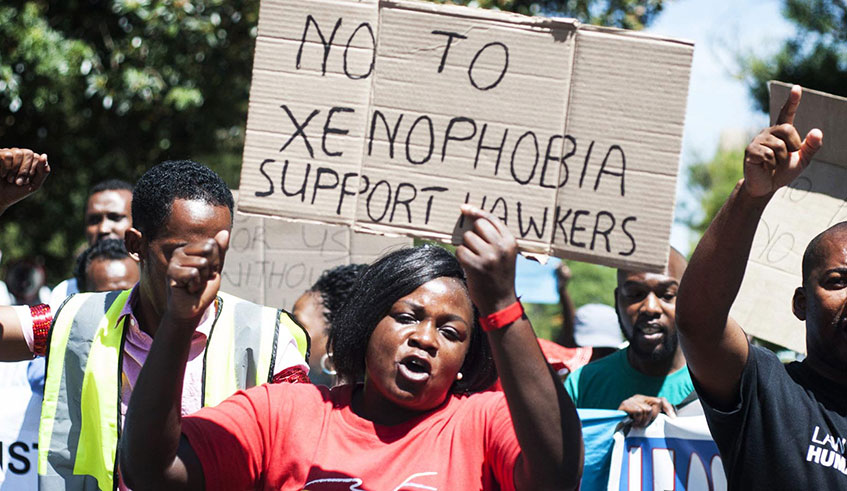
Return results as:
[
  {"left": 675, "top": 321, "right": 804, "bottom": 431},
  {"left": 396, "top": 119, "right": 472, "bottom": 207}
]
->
[
  {"left": 617, "top": 247, "right": 688, "bottom": 285},
  {"left": 802, "top": 222, "right": 847, "bottom": 287}
]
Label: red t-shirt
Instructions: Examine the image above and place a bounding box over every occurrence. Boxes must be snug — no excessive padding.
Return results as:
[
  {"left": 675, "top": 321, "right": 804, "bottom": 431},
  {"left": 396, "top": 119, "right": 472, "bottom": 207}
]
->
[{"left": 182, "top": 383, "right": 521, "bottom": 491}]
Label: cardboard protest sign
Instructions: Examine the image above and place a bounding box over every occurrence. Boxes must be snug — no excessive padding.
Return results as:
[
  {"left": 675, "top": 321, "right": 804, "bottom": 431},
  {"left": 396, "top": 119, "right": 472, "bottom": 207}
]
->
[
  {"left": 730, "top": 82, "right": 847, "bottom": 353},
  {"left": 238, "top": 0, "right": 693, "bottom": 271},
  {"left": 222, "top": 192, "right": 411, "bottom": 309}
]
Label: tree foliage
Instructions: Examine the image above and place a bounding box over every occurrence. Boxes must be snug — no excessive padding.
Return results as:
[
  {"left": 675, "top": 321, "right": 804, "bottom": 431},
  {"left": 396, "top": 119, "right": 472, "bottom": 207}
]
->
[
  {"left": 1, "top": 0, "right": 666, "bottom": 284},
  {"left": 745, "top": 0, "right": 847, "bottom": 111},
  {"left": 439, "top": 0, "right": 665, "bottom": 30},
  {"left": 683, "top": 145, "right": 745, "bottom": 238},
  {"left": 0, "top": 0, "right": 259, "bottom": 282}
]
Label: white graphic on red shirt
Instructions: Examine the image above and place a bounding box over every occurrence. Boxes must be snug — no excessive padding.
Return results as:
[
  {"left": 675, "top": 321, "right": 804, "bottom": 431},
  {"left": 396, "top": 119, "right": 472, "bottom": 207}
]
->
[{"left": 304, "top": 472, "right": 438, "bottom": 490}]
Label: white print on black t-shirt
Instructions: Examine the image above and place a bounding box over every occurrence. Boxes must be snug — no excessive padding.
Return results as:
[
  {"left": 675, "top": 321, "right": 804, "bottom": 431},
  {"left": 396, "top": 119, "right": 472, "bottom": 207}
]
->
[
  {"left": 806, "top": 426, "right": 847, "bottom": 475},
  {"left": 305, "top": 471, "right": 438, "bottom": 490}
]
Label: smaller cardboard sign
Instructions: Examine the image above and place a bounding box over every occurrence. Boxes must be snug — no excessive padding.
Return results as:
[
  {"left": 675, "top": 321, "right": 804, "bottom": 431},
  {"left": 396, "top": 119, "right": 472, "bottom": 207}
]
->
[
  {"left": 730, "top": 82, "right": 847, "bottom": 353},
  {"left": 222, "top": 192, "right": 411, "bottom": 309}
]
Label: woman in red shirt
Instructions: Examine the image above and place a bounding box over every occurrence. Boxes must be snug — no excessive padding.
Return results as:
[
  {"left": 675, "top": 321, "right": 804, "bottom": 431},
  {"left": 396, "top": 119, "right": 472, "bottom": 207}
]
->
[{"left": 120, "top": 205, "right": 583, "bottom": 490}]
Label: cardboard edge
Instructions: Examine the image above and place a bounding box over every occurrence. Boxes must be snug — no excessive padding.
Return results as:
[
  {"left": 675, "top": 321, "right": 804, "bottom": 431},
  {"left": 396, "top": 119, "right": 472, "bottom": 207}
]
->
[
  {"left": 576, "top": 23, "right": 694, "bottom": 47},
  {"left": 769, "top": 80, "right": 847, "bottom": 105},
  {"left": 550, "top": 245, "right": 667, "bottom": 273},
  {"left": 379, "top": 0, "right": 579, "bottom": 29}
]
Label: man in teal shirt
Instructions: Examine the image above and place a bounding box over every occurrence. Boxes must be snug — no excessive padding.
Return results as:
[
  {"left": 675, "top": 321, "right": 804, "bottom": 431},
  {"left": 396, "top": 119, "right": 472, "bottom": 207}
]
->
[{"left": 565, "top": 248, "right": 693, "bottom": 427}]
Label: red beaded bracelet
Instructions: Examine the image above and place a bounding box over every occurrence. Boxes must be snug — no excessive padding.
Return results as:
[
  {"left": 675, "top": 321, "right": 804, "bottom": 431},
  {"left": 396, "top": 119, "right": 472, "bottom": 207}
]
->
[
  {"left": 479, "top": 300, "right": 524, "bottom": 332},
  {"left": 31, "top": 303, "right": 52, "bottom": 357}
]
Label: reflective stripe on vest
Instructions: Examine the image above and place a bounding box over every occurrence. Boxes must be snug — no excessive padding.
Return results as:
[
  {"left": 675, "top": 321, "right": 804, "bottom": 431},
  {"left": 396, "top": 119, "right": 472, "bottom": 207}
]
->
[
  {"left": 38, "top": 290, "right": 129, "bottom": 491},
  {"left": 37, "top": 290, "right": 300, "bottom": 491},
  {"left": 203, "top": 292, "right": 309, "bottom": 406}
]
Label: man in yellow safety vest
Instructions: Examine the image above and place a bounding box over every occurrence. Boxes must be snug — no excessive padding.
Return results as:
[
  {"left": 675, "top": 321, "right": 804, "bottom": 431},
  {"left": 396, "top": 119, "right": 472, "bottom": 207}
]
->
[{"left": 0, "top": 149, "right": 310, "bottom": 491}]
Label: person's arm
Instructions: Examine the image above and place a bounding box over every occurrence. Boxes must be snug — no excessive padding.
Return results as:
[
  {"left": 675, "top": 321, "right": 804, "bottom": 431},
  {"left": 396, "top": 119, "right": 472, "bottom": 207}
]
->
[
  {"left": 456, "top": 205, "right": 582, "bottom": 491},
  {"left": 0, "top": 148, "right": 50, "bottom": 216},
  {"left": 676, "top": 85, "right": 823, "bottom": 408},
  {"left": 0, "top": 149, "right": 52, "bottom": 359},
  {"left": 0, "top": 306, "right": 33, "bottom": 360},
  {"left": 119, "top": 231, "right": 229, "bottom": 490},
  {"left": 555, "top": 263, "right": 577, "bottom": 348}
]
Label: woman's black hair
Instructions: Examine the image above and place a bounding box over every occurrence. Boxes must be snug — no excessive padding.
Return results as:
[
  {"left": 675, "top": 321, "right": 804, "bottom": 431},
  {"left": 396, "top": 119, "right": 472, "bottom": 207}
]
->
[
  {"left": 329, "top": 245, "right": 498, "bottom": 394},
  {"left": 309, "top": 263, "right": 367, "bottom": 328}
]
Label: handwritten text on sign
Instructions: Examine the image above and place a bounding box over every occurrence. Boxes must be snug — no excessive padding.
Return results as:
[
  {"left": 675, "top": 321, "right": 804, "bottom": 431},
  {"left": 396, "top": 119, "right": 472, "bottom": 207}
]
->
[
  {"left": 238, "top": 0, "right": 692, "bottom": 271},
  {"left": 221, "top": 210, "right": 410, "bottom": 309}
]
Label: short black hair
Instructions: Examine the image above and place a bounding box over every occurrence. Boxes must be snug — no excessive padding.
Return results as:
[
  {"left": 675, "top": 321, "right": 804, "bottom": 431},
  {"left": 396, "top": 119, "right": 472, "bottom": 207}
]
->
[
  {"left": 802, "top": 222, "right": 847, "bottom": 286},
  {"left": 131, "top": 160, "right": 233, "bottom": 239},
  {"left": 309, "top": 263, "right": 367, "bottom": 328},
  {"left": 89, "top": 179, "right": 134, "bottom": 197},
  {"left": 329, "top": 245, "right": 497, "bottom": 394},
  {"left": 73, "top": 238, "right": 131, "bottom": 292}
]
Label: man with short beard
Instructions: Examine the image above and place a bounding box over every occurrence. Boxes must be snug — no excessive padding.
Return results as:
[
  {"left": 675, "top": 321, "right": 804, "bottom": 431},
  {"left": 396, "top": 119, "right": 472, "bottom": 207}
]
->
[{"left": 564, "top": 248, "right": 692, "bottom": 426}]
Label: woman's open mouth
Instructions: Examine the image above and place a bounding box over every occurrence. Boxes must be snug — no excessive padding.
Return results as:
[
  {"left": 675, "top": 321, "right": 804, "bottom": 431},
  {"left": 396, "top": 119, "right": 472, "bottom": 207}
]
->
[{"left": 398, "top": 355, "right": 432, "bottom": 383}]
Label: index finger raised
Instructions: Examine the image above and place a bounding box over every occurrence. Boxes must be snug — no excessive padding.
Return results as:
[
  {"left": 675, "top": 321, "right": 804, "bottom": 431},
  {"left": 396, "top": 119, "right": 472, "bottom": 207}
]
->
[{"left": 777, "top": 85, "right": 802, "bottom": 126}]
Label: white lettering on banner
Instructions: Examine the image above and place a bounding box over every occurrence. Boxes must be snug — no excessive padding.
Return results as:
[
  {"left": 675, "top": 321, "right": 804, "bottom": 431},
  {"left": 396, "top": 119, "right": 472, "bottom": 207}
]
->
[
  {"left": 627, "top": 446, "right": 642, "bottom": 491},
  {"left": 605, "top": 409, "right": 725, "bottom": 491},
  {"left": 685, "top": 454, "right": 709, "bottom": 491},
  {"left": 651, "top": 448, "right": 675, "bottom": 491},
  {"left": 710, "top": 457, "right": 727, "bottom": 491}
]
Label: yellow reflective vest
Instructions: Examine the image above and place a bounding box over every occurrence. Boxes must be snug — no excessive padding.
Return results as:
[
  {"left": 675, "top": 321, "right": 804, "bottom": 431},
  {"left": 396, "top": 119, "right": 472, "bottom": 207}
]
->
[{"left": 37, "top": 289, "right": 309, "bottom": 491}]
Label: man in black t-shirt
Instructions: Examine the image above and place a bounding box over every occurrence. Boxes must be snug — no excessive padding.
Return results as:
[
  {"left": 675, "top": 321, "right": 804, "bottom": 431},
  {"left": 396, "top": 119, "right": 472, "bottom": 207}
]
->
[{"left": 675, "top": 85, "right": 847, "bottom": 489}]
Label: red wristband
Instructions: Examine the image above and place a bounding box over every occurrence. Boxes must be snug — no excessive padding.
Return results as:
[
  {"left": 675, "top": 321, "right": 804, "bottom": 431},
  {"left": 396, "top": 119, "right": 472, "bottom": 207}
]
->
[
  {"left": 31, "top": 303, "right": 52, "bottom": 357},
  {"left": 271, "top": 366, "right": 310, "bottom": 384},
  {"left": 479, "top": 300, "right": 524, "bottom": 332}
]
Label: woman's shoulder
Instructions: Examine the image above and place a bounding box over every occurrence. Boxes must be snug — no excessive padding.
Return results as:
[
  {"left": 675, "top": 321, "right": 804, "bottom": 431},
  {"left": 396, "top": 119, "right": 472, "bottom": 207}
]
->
[{"left": 262, "top": 381, "right": 356, "bottom": 407}]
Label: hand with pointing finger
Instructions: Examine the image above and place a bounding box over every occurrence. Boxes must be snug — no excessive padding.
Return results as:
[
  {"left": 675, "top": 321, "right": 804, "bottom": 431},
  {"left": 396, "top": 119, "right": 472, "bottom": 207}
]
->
[{"left": 742, "top": 85, "right": 823, "bottom": 198}]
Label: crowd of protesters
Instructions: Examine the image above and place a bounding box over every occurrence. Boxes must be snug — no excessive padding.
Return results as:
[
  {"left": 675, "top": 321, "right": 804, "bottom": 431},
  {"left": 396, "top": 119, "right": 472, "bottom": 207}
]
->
[{"left": 0, "top": 84, "right": 842, "bottom": 490}]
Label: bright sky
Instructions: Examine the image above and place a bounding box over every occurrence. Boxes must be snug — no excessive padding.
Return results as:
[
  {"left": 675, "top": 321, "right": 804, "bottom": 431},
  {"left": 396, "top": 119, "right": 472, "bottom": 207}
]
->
[{"left": 644, "top": 0, "right": 796, "bottom": 252}]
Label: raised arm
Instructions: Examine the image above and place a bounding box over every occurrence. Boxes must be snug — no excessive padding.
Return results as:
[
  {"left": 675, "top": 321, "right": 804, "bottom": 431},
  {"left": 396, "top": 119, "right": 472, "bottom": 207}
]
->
[
  {"left": 554, "top": 263, "right": 577, "bottom": 348},
  {"left": 119, "top": 231, "right": 229, "bottom": 490},
  {"left": 0, "top": 148, "right": 50, "bottom": 360},
  {"left": 456, "top": 205, "right": 582, "bottom": 491},
  {"left": 676, "top": 85, "right": 823, "bottom": 407}
]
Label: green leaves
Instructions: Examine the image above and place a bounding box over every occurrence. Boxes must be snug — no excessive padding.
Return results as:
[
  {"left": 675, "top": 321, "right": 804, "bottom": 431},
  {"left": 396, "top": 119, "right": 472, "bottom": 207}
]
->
[
  {"left": 0, "top": 0, "right": 260, "bottom": 282},
  {"left": 433, "top": 0, "right": 666, "bottom": 30},
  {"left": 744, "top": 0, "right": 847, "bottom": 111}
]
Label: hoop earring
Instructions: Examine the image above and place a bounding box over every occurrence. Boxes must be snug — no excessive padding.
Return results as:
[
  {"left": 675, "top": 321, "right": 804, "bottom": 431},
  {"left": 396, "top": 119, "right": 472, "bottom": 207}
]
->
[{"left": 321, "top": 353, "right": 337, "bottom": 376}]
